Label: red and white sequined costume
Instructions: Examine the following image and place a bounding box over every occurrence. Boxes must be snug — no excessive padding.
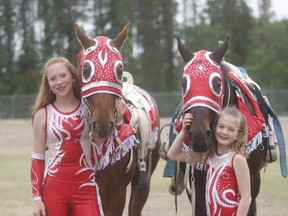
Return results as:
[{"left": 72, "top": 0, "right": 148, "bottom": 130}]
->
[
  {"left": 206, "top": 152, "right": 240, "bottom": 216},
  {"left": 31, "top": 103, "right": 104, "bottom": 216}
]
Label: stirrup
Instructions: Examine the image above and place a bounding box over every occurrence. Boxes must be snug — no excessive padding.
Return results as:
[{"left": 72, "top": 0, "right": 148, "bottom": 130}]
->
[
  {"left": 264, "top": 131, "right": 278, "bottom": 163},
  {"left": 265, "top": 145, "right": 278, "bottom": 163},
  {"left": 168, "top": 176, "right": 185, "bottom": 196}
]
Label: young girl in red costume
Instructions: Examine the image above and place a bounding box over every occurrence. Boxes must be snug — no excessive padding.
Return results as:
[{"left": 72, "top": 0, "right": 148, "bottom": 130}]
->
[
  {"left": 30, "top": 56, "right": 126, "bottom": 216},
  {"left": 168, "top": 106, "right": 251, "bottom": 216}
]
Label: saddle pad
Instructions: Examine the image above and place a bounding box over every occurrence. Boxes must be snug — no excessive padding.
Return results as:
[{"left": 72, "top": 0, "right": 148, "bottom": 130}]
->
[{"left": 228, "top": 72, "right": 265, "bottom": 151}]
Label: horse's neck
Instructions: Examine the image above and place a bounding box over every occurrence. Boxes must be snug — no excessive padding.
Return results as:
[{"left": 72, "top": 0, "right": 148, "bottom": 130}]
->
[{"left": 221, "top": 65, "right": 257, "bottom": 116}]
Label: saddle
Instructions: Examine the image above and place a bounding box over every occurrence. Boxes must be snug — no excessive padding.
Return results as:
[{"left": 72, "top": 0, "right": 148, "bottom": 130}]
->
[{"left": 122, "top": 71, "right": 158, "bottom": 175}]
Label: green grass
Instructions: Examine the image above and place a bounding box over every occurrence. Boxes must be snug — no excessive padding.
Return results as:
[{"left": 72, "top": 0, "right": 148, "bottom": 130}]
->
[
  {"left": 0, "top": 119, "right": 287, "bottom": 215},
  {"left": 0, "top": 154, "right": 32, "bottom": 216}
]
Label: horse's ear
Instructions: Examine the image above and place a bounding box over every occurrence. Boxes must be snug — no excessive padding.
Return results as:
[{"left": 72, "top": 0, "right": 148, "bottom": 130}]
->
[
  {"left": 217, "top": 40, "right": 226, "bottom": 62},
  {"left": 111, "top": 23, "right": 130, "bottom": 50},
  {"left": 74, "top": 23, "right": 96, "bottom": 49},
  {"left": 177, "top": 37, "right": 194, "bottom": 64},
  {"left": 211, "top": 37, "right": 230, "bottom": 64}
]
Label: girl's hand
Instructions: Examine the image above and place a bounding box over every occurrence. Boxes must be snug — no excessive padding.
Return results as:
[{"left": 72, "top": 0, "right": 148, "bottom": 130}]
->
[
  {"left": 115, "top": 98, "right": 126, "bottom": 125},
  {"left": 182, "top": 113, "right": 193, "bottom": 133},
  {"left": 32, "top": 200, "right": 46, "bottom": 216}
]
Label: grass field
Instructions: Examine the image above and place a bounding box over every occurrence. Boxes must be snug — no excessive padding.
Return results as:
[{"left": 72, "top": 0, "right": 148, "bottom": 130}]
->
[{"left": 0, "top": 118, "right": 287, "bottom": 216}]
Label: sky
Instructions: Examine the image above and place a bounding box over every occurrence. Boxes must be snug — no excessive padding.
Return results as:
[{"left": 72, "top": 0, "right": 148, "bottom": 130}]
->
[
  {"left": 176, "top": 0, "right": 288, "bottom": 24},
  {"left": 247, "top": 0, "right": 288, "bottom": 20}
]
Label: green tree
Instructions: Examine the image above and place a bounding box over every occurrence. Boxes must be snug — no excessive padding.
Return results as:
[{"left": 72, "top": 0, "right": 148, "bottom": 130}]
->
[
  {"left": 205, "top": 0, "right": 254, "bottom": 65},
  {"left": 15, "top": 0, "right": 40, "bottom": 93},
  {"left": 0, "top": 0, "right": 17, "bottom": 93},
  {"left": 134, "top": 0, "right": 178, "bottom": 91},
  {"left": 246, "top": 17, "right": 288, "bottom": 89},
  {"left": 37, "top": 0, "right": 88, "bottom": 64}
]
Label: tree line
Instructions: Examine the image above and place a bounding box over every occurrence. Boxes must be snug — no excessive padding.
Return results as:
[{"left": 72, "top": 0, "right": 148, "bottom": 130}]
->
[{"left": 0, "top": 0, "right": 287, "bottom": 94}]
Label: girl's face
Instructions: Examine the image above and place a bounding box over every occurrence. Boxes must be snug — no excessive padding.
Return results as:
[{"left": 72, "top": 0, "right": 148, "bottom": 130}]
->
[
  {"left": 215, "top": 114, "right": 240, "bottom": 148},
  {"left": 47, "top": 63, "right": 74, "bottom": 98}
]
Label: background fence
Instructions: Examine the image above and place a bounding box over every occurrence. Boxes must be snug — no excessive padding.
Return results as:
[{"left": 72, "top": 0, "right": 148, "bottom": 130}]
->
[{"left": 0, "top": 90, "right": 287, "bottom": 119}]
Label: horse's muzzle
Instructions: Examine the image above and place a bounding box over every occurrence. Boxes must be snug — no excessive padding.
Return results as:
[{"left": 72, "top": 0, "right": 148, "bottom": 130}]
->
[
  {"left": 92, "top": 121, "right": 115, "bottom": 139},
  {"left": 188, "top": 129, "right": 212, "bottom": 152}
]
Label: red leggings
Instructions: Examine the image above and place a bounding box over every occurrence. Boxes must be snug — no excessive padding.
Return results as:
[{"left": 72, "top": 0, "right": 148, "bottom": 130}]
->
[{"left": 42, "top": 179, "right": 101, "bottom": 216}]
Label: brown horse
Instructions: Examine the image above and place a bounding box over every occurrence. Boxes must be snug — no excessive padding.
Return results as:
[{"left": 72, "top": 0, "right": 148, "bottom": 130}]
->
[
  {"left": 162, "top": 37, "right": 285, "bottom": 216},
  {"left": 74, "top": 23, "right": 161, "bottom": 216}
]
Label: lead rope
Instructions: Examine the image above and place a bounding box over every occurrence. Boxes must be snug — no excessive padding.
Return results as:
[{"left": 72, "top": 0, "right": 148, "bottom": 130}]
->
[
  {"left": 186, "top": 152, "right": 207, "bottom": 216},
  {"left": 183, "top": 163, "right": 196, "bottom": 216},
  {"left": 185, "top": 151, "right": 196, "bottom": 216},
  {"left": 190, "top": 163, "right": 196, "bottom": 216},
  {"left": 90, "top": 132, "right": 100, "bottom": 165}
]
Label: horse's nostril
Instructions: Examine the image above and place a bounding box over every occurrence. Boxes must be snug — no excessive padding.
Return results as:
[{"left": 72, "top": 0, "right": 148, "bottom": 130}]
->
[
  {"left": 206, "top": 130, "right": 212, "bottom": 140},
  {"left": 92, "top": 121, "right": 97, "bottom": 130}
]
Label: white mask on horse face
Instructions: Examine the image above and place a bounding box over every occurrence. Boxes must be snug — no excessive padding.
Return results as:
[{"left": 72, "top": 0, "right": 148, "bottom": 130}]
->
[
  {"left": 182, "top": 50, "right": 224, "bottom": 113},
  {"left": 78, "top": 36, "right": 124, "bottom": 98}
]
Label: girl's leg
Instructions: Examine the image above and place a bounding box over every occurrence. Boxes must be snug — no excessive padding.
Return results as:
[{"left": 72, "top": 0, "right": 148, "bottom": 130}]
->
[
  {"left": 42, "top": 181, "right": 70, "bottom": 216},
  {"left": 72, "top": 187, "right": 101, "bottom": 216}
]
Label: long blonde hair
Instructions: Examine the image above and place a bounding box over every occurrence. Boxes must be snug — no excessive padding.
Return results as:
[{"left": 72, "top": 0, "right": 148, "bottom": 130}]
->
[
  {"left": 210, "top": 106, "right": 248, "bottom": 158},
  {"left": 31, "top": 57, "right": 81, "bottom": 122}
]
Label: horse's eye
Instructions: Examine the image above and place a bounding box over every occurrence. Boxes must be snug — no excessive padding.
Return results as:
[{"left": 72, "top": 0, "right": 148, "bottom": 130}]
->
[
  {"left": 181, "top": 74, "right": 190, "bottom": 98},
  {"left": 114, "top": 60, "right": 123, "bottom": 82},
  {"left": 82, "top": 60, "right": 95, "bottom": 83},
  {"left": 83, "top": 63, "right": 91, "bottom": 79},
  {"left": 209, "top": 73, "right": 222, "bottom": 97}
]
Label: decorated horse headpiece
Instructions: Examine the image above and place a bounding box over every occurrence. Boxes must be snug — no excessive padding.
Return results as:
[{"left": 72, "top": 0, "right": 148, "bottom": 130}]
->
[
  {"left": 177, "top": 37, "right": 230, "bottom": 113},
  {"left": 75, "top": 23, "right": 130, "bottom": 98}
]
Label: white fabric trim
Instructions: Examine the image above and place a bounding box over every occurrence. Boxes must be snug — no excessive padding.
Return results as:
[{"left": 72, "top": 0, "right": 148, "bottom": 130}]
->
[
  {"left": 33, "top": 196, "right": 42, "bottom": 202},
  {"left": 245, "top": 131, "right": 263, "bottom": 154},
  {"left": 98, "top": 135, "right": 139, "bottom": 170},
  {"left": 31, "top": 152, "right": 45, "bottom": 160}
]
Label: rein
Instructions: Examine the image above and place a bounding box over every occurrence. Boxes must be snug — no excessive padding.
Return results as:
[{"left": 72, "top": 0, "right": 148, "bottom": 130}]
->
[
  {"left": 82, "top": 98, "right": 100, "bottom": 165},
  {"left": 221, "top": 63, "right": 232, "bottom": 107}
]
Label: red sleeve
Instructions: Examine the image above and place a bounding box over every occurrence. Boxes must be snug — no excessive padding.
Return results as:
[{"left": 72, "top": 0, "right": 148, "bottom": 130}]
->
[{"left": 30, "top": 153, "right": 45, "bottom": 201}]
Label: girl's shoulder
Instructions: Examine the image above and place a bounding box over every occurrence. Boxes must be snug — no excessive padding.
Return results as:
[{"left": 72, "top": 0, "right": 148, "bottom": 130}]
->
[
  {"left": 32, "top": 107, "right": 47, "bottom": 131},
  {"left": 231, "top": 152, "right": 247, "bottom": 169},
  {"left": 232, "top": 152, "right": 246, "bottom": 160},
  {"left": 33, "top": 107, "right": 46, "bottom": 122}
]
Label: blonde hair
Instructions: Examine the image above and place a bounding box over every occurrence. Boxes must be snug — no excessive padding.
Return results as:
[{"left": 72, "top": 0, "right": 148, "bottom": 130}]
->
[
  {"left": 31, "top": 56, "right": 81, "bottom": 122},
  {"left": 210, "top": 106, "right": 248, "bottom": 158}
]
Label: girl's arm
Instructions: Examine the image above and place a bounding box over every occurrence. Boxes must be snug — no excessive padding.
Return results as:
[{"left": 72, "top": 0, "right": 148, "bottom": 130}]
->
[
  {"left": 31, "top": 108, "right": 47, "bottom": 216},
  {"left": 167, "top": 113, "right": 202, "bottom": 163},
  {"left": 234, "top": 154, "right": 251, "bottom": 216}
]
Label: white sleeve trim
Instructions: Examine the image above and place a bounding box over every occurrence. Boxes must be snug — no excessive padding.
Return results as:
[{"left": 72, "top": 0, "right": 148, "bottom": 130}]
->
[
  {"left": 33, "top": 196, "right": 42, "bottom": 202},
  {"left": 32, "top": 152, "right": 45, "bottom": 160}
]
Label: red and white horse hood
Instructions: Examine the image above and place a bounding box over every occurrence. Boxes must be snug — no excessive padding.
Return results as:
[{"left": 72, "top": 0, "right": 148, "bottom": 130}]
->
[
  {"left": 75, "top": 23, "right": 130, "bottom": 98},
  {"left": 182, "top": 50, "right": 224, "bottom": 113},
  {"left": 77, "top": 36, "right": 124, "bottom": 98},
  {"left": 177, "top": 37, "right": 229, "bottom": 113}
]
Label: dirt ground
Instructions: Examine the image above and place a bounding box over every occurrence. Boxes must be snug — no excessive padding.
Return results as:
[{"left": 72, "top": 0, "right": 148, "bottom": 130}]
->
[{"left": 0, "top": 117, "right": 287, "bottom": 216}]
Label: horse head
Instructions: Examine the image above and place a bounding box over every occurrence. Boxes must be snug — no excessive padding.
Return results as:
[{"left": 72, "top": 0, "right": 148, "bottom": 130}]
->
[
  {"left": 177, "top": 37, "right": 230, "bottom": 152},
  {"left": 75, "top": 23, "right": 130, "bottom": 139}
]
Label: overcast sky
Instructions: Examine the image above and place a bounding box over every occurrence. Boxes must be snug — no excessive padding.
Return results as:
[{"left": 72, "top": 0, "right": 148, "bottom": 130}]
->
[{"left": 247, "top": 0, "right": 288, "bottom": 20}]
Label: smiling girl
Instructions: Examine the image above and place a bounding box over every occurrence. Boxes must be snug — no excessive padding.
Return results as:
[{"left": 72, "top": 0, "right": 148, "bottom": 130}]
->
[
  {"left": 168, "top": 106, "right": 251, "bottom": 216},
  {"left": 30, "top": 57, "right": 105, "bottom": 216}
]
